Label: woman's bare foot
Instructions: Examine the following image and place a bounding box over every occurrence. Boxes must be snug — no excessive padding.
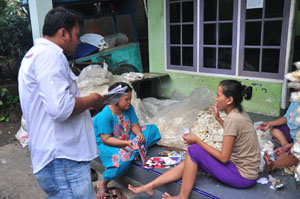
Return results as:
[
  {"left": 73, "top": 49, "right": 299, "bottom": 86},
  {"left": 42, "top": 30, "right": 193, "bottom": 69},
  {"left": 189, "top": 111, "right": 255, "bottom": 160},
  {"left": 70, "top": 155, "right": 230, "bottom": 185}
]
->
[
  {"left": 95, "top": 180, "right": 109, "bottom": 199},
  {"left": 134, "top": 156, "right": 140, "bottom": 161},
  {"left": 162, "top": 192, "right": 180, "bottom": 199},
  {"left": 128, "top": 184, "right": 155, "bottom": 196}
]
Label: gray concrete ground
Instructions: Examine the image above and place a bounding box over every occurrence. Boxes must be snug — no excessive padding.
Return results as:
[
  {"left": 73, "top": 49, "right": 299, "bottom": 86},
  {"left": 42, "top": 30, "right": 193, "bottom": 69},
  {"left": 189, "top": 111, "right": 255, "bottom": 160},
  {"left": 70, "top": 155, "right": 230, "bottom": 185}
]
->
[
  {"left": 0, "top": 126, "right": 138, "bottom": 199},
  {"left": 0, "top": 141, "right": 45, "bottom": 199},
  {"left": 0, "top": 141, "right": 138, "bottom": 199}
]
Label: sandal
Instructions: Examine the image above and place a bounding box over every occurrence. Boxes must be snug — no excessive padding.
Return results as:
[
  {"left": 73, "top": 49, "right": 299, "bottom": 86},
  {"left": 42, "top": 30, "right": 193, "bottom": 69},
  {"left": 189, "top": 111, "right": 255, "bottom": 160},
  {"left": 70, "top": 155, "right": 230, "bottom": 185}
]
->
[
  {"left": 108, "top": 187, "right": 127, "bottom": 199},
  {"left": 94, "top": 186, "right": 111, "bottom": 199}
]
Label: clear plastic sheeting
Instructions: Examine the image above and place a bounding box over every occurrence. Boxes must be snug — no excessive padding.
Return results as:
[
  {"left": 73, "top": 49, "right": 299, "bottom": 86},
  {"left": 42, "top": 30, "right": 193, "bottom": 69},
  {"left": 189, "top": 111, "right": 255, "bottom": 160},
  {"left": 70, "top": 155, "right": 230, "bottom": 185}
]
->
[
  {"left": 76, "top": 64, "right": 125, "bottom": 97},
  {"left": 149, "top": 87, "right": 214, "bottom": 149},
  {"left": 254, "top": 122, "right": 273, "bottom": 152},
  {"left": 76, "top": 64, "right": 180, "bottom": 126}
]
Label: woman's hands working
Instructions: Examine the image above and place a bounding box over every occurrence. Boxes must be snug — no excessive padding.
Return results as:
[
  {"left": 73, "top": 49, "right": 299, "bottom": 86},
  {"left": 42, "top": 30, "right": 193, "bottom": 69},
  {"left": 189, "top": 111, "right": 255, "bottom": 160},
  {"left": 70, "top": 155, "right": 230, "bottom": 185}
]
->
[
  {"left": 256, "top": 117, "right": 287, "bottom": 131},
  {"left": 101, "top": 134, "right": 138, "bottom": 150},
  {"left": 131, "top": 123, "right": 145, "bottom": 144}
]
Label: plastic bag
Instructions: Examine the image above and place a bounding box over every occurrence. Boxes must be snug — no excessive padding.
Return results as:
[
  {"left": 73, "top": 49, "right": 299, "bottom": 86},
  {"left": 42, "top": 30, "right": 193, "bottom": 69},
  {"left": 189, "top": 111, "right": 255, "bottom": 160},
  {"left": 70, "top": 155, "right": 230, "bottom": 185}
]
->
[
  {"left": 15, "top": 127, "right": 28, "bottom": 148},
  {"left": 80, "top": 33, "right": 106, "bottom": 50},
  {"left": 104, "top": 33, "right": 129, "bottom": 48},
  {"left": 149, "top": 87, "right": 214, "bottom": 149}
]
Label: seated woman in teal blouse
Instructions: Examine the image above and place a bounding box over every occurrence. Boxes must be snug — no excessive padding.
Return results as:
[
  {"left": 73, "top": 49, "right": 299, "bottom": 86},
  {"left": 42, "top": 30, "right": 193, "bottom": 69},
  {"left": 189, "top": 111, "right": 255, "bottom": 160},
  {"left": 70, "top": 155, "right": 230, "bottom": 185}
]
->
[{"left": 93, "top": 82, "right": 161, "bottom": 198}]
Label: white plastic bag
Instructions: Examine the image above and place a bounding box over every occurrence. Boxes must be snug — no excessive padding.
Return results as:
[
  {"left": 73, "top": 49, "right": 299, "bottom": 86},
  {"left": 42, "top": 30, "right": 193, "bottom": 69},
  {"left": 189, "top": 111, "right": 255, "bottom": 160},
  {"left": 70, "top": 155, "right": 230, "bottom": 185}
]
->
[{"left": 80, "top": 33, "right": 105, "bottom": 50}]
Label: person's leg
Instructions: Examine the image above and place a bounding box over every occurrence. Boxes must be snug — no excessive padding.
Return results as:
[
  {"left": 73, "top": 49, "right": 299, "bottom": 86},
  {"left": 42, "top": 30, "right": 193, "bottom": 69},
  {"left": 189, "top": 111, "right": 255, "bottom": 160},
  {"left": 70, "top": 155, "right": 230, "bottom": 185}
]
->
[
  {"left": 162, "top": 154, "right": 198, "bottom": 199},
  {"left": 128, "top": 161, "right": 185, "bottom": 195},
  {"left": 35, "top": 159, "right": 95, "bottom": 199},
  {"left": 270, "top": 128, "right": 289, "bottom": 147},
  {"left": 264, "top": 150, "right": 299, "bottom": 173},
  {"left": 271, "top": 125, "right": 293, "bottom": 147},
  {"left": 187, "top": 144, "right": 256, "bottom": 188},
  {"left": 64, "top": 159, "right": 95, "bottom": 199}
]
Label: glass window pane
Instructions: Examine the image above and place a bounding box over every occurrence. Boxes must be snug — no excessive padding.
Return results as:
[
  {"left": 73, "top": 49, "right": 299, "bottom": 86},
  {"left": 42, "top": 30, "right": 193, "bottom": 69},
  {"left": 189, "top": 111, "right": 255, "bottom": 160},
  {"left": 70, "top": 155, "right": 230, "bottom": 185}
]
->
[
  {"left": 245, "top": 22, "right": 261, "bottom": 45},
  {"left": 204, "top": 24, "right": 216, "bottom": 44},
  {"left": 262, "top": 49, "right": 280, "bottom": 73},
  {"left": 170, "top": 25, "right": 180, "bottom": 44},
  {"left": 265, "top": 0, "right": 284, "bottom": 18},
  {"left": 219, "top": 0, "right": 233, "bottom": 20},
  {"left": 204, "top": 47, "right": 216, "bottom": 68},
  {"left": 244, "top": 48, "right": 260, "bottom": 71},
  {"left": 182, "top": 1, "right": 194, "bottom": 22},
  {"left": 182, "top": 47, "right": 193, "bottom": 66},
  {"left": 263, "top": 21, "right": 282, "bottom": 46},
  {"left": 204, "top": 0, "right": 216, "bottom": 21},
  {"left": 171, "top": 47, "right": 181, "bottom": 65},
  {"left": 183, "top": 25, "right": 193, "bottom": 44},
  {"left": 170, "top": 3, "right": 180, "bottom": 23},
  {"left": 218, "top": 48, "right": 232, "bottom": 69},
  {"left": 246, "top": 8, "right": 262, "bottom": 19},
  {"left": 219, "top": 23, "right": 232, "bottom": 45}
]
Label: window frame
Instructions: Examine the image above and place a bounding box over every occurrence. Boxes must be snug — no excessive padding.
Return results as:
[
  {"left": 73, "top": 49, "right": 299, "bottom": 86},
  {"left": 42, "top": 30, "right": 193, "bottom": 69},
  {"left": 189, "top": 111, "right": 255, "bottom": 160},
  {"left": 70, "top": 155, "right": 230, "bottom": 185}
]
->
[
  {"left": 198, "top": 0, "right": 238, "bottom": 75},
  {"left": 166, "top": 0, "right": 198, "bottom": 72},
  {"left": 238, "top": 0, "right": 291, "bottom": 79},
  {"left": 165, "top": 0, "right": 291, "bottom": 80}
]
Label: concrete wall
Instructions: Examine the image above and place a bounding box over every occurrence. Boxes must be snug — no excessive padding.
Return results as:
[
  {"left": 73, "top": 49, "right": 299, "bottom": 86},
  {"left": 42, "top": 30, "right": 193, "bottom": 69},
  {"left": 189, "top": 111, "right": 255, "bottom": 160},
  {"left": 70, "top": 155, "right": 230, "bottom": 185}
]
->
[{"left": 148, "top": 0, "right": 283, "bottom": 116}]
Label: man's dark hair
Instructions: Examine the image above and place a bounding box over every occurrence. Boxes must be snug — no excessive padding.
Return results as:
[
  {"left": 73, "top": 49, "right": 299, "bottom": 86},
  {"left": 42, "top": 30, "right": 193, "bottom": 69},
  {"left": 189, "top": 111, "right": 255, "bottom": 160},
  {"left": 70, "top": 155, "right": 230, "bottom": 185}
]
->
[{"left": 43, "top": 7, "right": 84, "bottom": 37}]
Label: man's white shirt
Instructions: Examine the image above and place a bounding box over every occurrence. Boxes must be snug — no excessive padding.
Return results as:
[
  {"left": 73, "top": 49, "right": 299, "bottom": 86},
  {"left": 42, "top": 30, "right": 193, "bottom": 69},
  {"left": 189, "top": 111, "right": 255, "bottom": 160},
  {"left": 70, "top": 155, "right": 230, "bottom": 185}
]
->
[{"left": 18, "top": 38, "right": 98, "bottom": 173}]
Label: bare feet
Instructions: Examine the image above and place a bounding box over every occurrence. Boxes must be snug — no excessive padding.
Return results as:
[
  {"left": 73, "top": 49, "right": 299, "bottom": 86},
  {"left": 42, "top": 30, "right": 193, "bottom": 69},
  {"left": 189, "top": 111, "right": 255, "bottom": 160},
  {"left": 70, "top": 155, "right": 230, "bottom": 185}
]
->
[
  {"left": 128, "top": 184, "right": 155, "bottom": 196},
  {"left": 134, "top": 156, "right": 140, "bottom": 161},
  {"left": 95, "top": 180, "right": 109, "bottom": 199},
  {"left": 162, "top": 192, "right": 180, "bottom": 199}
]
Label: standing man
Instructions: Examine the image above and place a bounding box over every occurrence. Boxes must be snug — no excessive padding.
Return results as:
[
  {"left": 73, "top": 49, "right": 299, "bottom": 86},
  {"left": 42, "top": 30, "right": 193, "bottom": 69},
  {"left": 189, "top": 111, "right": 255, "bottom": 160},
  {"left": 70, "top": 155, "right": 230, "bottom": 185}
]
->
[{"left": 18, "top": 7, "right": 102, "bottom": 199}]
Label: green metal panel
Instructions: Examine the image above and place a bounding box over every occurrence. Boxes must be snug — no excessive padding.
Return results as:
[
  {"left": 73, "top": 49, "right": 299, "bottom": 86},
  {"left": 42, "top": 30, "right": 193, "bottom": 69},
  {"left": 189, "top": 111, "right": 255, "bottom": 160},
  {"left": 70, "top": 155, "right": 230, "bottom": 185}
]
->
[
  {"left": 148, "top": 1, "right": 283, "bottom": 116},
  {"left": 73, "top": 43, "right": 143, "bottom": 72}
]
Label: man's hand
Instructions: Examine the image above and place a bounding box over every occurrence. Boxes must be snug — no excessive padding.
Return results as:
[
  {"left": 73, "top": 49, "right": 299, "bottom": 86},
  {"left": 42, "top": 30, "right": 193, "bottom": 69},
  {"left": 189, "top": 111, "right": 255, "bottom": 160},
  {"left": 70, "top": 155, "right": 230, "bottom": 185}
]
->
[
  {"left": 73, "top": 93, "right": 104, "bottom": 116},
  {"left": 256, "top": 122, "right": 270, "bottom": 131},
  {"left": 89, "top": 93, "right": 104, "bottom": 114}
]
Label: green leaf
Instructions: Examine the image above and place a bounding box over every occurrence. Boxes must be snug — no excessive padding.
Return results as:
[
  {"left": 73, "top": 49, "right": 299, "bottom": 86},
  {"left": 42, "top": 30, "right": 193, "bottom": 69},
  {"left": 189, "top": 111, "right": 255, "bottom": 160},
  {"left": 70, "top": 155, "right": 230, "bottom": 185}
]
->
[
  {"left": 0, "top": 100, "right": 2, "bottom": 105},
  {"left": 4, "top": 116, "right": 9, "bottom": 122},
  {"left": 0, "top": 88, "right": 8, "bottom": 97},
  {"left": 0, "top": 116, "right": 5, "bottom": 121}
]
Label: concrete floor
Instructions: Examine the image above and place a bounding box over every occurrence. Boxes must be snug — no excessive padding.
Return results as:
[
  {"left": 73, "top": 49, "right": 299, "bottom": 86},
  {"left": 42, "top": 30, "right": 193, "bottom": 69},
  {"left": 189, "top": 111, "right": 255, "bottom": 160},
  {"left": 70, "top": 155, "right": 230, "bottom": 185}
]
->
[{"left": 0, "top": 108, "right": 291, "bottom": 199}]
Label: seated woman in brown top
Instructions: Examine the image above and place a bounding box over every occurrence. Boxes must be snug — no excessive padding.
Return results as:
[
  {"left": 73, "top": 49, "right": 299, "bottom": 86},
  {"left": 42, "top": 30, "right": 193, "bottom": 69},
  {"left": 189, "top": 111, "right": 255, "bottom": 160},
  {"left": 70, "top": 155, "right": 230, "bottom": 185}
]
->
[{"left": 128, "top": 79, "right": 260, "bottom": 199}]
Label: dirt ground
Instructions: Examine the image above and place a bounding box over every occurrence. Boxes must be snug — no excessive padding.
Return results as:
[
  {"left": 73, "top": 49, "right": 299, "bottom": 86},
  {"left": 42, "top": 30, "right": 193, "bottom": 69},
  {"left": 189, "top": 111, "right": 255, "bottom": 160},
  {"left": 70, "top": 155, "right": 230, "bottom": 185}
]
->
[
  {"left": 0, "top": 117, "right": 135, "bottom": 199},
  {"left": 0, "top": 83, "right": 135, "bottom": 199}
]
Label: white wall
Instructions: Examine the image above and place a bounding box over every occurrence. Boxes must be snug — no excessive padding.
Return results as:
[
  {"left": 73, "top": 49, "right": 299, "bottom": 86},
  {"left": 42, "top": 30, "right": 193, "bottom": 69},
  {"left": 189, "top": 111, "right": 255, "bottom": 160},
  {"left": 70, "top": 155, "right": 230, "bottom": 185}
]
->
[{"left": 28, "top": 0, "right": 52, "bottom": 41}]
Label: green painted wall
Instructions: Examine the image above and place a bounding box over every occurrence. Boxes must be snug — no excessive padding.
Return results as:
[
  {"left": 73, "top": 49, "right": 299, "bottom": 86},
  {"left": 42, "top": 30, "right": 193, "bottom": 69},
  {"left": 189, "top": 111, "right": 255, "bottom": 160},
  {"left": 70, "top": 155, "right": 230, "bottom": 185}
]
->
[{"left": 148, "top": 1, "right": 283, "bottom": 116}]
